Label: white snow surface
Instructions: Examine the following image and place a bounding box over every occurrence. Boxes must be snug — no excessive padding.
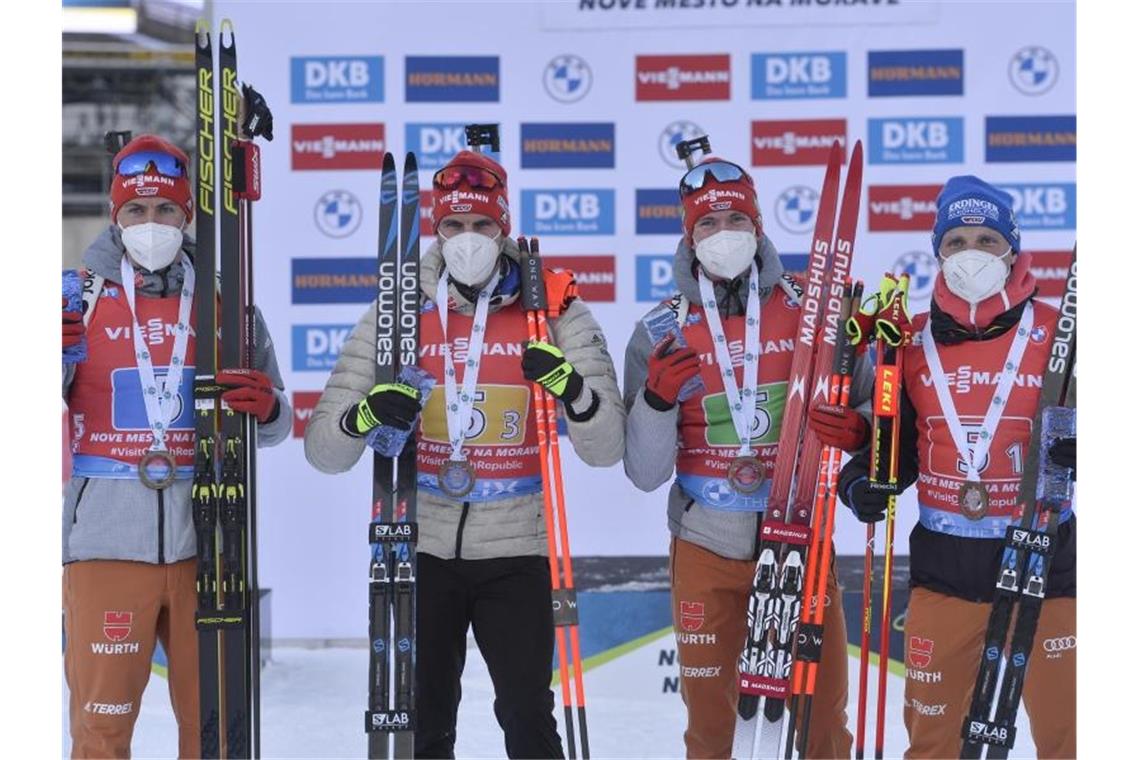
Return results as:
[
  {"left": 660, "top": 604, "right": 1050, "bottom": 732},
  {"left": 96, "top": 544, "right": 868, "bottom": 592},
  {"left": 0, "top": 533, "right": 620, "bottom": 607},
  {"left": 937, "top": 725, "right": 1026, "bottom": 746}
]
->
[{"left": 63, "top": 632, "right": 1037, "bottom": 759}]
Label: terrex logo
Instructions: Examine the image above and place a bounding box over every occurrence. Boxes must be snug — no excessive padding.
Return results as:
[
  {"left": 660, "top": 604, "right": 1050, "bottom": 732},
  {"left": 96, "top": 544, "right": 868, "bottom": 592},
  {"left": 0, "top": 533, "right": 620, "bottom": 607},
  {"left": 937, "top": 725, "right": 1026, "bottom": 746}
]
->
[
  {"left": 406, "top": 123, "right": 501, "bottom": 171},
  {"left": 292, "top": 391, "right": 322, "bottom": 438},
  {"left": 405, "top": 56, "right": 500, "bottom": 102},
  {"left": 1026, "top": 250, "right": 1076, "bottom": 298},
  {"left": 868, "top": 185, "right": 941, "bottom": 231},
  {"left": 291, "top": 124, "right": 385, "bottom": 170},
  {"left": 636, "top": 188, "right": 682, "bottom": 235},
  {"left": 985, "top": 115, "right": 1076, "bottom": 163},
  {"left": 867, "top": 49, "right": 964, "bottom": 97},
  {"left": 546, "top": 255, "right": 616, "bottom": 302},
  {"left": 995, "top": 183, "right": 1075, "bottom": 230},
  {"left": 868, "top": 117, "right": 964, "bottom": 164},
  {"left": 751, "top": 120, "right": 846, "bottom": 166},
  {"left": 752, "top": 52, "right": 846, "bottom": 100},
  {"left": 635, "top": 54, "right": 731, "bottom": 101},
  {"left": 520, "top": 190, "right": 615, "bottom": 235},
  {"left": 292, "top": 325, "right": 354, "bottom": 372},
  {"left": 290, "top": 56, "right": 383, "bottom": 104},
  {"left": 520, "top": 123, "right": 615, "bottom": 169}
]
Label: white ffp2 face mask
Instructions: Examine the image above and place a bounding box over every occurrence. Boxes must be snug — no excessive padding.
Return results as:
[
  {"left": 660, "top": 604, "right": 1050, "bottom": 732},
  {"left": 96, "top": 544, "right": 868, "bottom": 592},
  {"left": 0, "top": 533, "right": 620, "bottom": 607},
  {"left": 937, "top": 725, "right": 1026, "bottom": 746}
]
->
[
  {"left": 695, "top": 229, "right": 757, "bottom": 280},
  {"left": 441, "top": 231, "right": 501, "bottom": 287},
  {"left": 120, "top": 223, "right": 184, "bottom": 272},
  {"left": 940, "top": 248, "right": 1013, "bottom": 305}
]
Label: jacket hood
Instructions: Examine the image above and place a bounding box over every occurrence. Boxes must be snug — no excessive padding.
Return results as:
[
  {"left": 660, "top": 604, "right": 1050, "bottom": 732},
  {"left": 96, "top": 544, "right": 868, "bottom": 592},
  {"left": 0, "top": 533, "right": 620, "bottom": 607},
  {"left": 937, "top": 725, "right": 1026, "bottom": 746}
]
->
[{"left": 81, "top": 224, "right": 196, "bottom": 297}]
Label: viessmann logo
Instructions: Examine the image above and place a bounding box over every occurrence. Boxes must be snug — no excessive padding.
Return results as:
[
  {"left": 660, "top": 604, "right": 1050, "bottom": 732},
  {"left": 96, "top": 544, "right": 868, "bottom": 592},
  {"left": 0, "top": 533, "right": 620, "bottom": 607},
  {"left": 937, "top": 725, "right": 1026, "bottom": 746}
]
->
[
  {"left": 751, "top": 119, "right": 846, "bottom": 167},
  {"left": 292, "top": 391, "right": 322, "bottom": 438},
  {"left": 1026, "top": 250, "right": 1075, "bottom": 298},
  {"left": 867, "top": 185, "right": 942, "bottom": 231},
  {"left": 405, "top": 56, "right": 500, "bottom": 102},
  {"left": 291, "top": 124, "right": 385, "bottom": 170},
  {"left": 545, "top": 255, "right": 617, "bottom": 302},
  {"left": 635, "top": 54, "right": 731, "bottom": 101}
]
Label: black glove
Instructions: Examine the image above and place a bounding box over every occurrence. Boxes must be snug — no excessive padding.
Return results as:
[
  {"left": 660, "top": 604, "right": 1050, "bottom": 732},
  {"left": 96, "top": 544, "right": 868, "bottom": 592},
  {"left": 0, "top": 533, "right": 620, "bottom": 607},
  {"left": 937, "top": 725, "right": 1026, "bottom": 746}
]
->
[
  {"left": 1047, "top": 436, "right": 1076, "bottom": 479},
  {"left": 340, "top": 383, "right": 422, "bottom": 437},
  {"left": 521, "top": 341, "right": 584, "bottom": 401},
  {"left": 842, "top": 477, "right": 904, "bottom": 524}
]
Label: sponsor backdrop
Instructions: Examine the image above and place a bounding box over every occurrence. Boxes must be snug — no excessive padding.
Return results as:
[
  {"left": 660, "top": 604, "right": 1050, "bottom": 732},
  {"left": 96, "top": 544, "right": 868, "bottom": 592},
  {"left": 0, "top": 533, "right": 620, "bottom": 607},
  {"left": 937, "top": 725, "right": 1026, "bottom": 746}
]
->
[{"left": 213, "top": 1, "right": 1075, "bottom": 640}]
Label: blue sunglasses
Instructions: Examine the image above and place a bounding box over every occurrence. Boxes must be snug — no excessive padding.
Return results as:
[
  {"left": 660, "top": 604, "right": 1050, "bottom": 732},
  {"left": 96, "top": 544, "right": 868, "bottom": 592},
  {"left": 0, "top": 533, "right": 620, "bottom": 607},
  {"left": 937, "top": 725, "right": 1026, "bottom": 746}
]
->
[{"left": 115, "top": 150, "right": 188, "bottom": 179}]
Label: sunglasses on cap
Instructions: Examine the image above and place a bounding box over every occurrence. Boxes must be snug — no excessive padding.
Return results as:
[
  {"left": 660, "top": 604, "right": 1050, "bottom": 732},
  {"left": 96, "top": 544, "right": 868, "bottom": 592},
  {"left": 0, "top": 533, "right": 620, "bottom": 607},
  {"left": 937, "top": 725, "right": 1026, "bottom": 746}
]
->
[
  {"left": 432, "top": 164, "right": 503, "bottom": 192},
  {"left": 115, "top": 150, "right": 188, "bottom": 179},
  {"left": 678, "top": 160, "right": 753, "bottom": 197}
]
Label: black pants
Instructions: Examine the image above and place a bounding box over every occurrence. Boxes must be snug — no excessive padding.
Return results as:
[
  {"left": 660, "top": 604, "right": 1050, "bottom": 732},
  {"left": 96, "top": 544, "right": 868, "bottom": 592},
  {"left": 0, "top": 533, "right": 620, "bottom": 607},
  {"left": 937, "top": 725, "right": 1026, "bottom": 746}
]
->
[{"left": 415, "top": 553, "right": 565, "bottom": 760}]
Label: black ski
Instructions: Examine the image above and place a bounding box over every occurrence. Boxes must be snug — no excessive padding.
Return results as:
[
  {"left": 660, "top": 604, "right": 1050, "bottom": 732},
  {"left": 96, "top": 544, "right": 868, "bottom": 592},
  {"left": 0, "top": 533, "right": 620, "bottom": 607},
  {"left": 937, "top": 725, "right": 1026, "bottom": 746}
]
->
[{"left": 960, "top": 249, "right": 1077, "bottom": 758}]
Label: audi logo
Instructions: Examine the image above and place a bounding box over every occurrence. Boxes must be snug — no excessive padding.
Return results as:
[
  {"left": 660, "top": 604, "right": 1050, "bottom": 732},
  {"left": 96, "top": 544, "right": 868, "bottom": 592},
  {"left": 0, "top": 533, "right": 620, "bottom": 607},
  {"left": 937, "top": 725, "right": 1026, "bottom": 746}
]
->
[{"left": 1042, "top": 636, "right": 1076, "bottom": 653}]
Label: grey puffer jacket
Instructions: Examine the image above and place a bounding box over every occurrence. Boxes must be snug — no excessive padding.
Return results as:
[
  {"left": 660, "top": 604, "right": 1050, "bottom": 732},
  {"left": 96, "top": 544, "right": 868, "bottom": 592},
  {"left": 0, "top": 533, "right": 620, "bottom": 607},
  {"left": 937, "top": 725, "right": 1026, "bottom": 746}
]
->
[
  {"left": 304, "top": 236, "right": 624, "bottom": 561},
  {"left": 622, "top": 235, "right": 874, "bottom": 561},
  {"left": 62, "top": 226, "right": 291, "bottom": 565}
]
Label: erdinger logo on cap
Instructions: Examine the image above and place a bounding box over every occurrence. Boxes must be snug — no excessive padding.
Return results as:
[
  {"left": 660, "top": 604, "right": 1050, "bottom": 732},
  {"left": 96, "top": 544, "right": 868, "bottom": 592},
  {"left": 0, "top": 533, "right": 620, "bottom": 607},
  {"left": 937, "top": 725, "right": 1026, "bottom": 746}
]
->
[{"left": 948, "top": 197, "right": 1000, "bottom": 220}]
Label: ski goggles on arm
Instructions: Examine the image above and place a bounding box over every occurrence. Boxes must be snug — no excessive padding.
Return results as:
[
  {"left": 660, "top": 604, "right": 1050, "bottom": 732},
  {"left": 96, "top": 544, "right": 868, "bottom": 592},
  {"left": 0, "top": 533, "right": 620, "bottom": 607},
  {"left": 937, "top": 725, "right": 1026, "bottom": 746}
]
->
[
  {"left": 432, "top": 165, "right": 503, "bottom": 192},
  {"left": 115, "top": 150, "right": 189, "bottom": 179},
  {"left": 678, "top": 160, "right": 753, "bottom": 196}
]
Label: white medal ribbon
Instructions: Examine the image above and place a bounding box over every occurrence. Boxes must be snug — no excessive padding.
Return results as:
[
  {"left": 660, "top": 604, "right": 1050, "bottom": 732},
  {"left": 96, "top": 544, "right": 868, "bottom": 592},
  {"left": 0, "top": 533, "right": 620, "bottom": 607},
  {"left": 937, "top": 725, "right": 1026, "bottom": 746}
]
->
[
  {"left": 697, "top": 262, "right": 762, "bottom": 456},
  {"left": 921, "top": 302, "right": 1035, "bottom": 481},
  {"left": 436, "top": 267, "right": 501, "bottom": 463},
  {"left": 119, "top": 252, "right": 195, "bottom": 454}
]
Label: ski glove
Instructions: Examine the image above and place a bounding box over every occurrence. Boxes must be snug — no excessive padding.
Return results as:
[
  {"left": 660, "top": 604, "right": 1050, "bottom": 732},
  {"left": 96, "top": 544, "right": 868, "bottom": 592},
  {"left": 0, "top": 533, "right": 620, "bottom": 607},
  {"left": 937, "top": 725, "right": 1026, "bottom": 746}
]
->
[
  {"left": 808, "top": 404, "right": 870, "bottom": 452},
  {"left": 842, "top": 476, "right": 905, "bottom": 524},
  {"left": 644, "top": 334, "right": 701, "bottom": 411},
  {"left": 342, "top": 382, "right": 423, "bottom": 436},
  {"left": 63, "top": 296, "right": 84, "bottom": 352},
  {"left": 218, "top": 368, "right": 279, "bottom": 424},
  {"left": 1048, "top": 436, "right": 1076, "bottom": 479},
  {"left": 522, "top": 341, "right": 584, "bottom": 401}
]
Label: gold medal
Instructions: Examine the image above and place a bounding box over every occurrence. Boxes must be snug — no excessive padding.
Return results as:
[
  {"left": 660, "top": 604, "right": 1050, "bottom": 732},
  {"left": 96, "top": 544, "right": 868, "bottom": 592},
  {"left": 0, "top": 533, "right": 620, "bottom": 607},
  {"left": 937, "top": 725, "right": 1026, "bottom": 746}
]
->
[
  {"left": 727, "top": 454, "right": 766, "bottom": 494},
  {"left": 138, "top": 450, "right": 178, "bottom": 490},
  {"left": 958, "top": 480, "right": 989, "bottom": 521}
]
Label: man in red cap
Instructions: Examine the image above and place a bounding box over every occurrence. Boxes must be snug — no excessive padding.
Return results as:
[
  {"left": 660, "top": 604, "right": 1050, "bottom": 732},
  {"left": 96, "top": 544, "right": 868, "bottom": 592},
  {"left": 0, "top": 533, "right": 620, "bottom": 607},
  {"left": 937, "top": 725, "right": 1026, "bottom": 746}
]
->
[
  {"left": 622, "top": 155, "right": 871, "bottom": 757},
  {"left": 61, "top": 134, "right": 291, "bottom": 758},
  {"left": 304, "top": 149, "right": 625, "bottom": 758}
]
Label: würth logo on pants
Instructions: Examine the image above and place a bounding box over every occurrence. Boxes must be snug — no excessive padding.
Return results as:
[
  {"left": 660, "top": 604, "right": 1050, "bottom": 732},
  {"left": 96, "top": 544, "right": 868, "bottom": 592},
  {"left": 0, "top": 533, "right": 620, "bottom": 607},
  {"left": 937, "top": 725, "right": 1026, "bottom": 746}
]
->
[
  {"left": 679, "top": 601, "right": 705, "bottom": 632},
  {"left": 102, "top": 611, "right": 133, "bottom": 642},
  {"left": 907, "top": 636, "right": 934, "bottom": 669}
]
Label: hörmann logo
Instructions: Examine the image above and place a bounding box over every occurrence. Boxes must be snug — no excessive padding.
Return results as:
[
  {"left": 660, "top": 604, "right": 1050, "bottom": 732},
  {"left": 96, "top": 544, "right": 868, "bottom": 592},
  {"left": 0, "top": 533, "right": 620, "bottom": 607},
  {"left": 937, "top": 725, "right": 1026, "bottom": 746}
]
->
[
  {"left": 291, "top": 258, "right": 376, "bottom": 304},
  {"left": 291, "top": 56, "right": 383, "bottom": 104},
  {"left": 752, "top": 120, "right": 846, "bottom": 167},
  {"left": 546, "top": 255, "right": 617, "bottom": 302},
  {"left": 868, "top": 117, "right": 964, "bottom": 164},
  {"left": 867, "top": 49, "right": 964, "bottom": 97},
  {"left": 868, "top": 185, "right": 941, "bottom": 231},
  {"left": 291, "top": 124, "right": 384, "bottom": 170},
  {"left": 985, "top": 115, "right": 1076, "bottom": 163},
  {"left": 636, "top": 188, "right": 682, "bottom": 235},
  {"left": 752, "top": 52, "right": 846, "bottom": 100},
  {"left": 520, "top": 123, "right": 615, "bottom": 169},
  {"left": 635, "top": 54, "right": 731, "bottom": 101},
  {"left": 521, "top": 190, "right": 615, "bottom": 236},
  {"left": 405, "top": 56, "right": 500, "bottom": 102},
  {"left": 996, "top": 183, "right": 1075, "bottom": 230}
]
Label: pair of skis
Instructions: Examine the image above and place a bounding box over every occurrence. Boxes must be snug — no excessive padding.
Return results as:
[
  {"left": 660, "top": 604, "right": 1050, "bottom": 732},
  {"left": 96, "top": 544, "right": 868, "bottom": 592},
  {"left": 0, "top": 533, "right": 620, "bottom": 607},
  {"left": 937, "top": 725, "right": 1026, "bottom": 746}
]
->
[
  {"left": 960, "top": 250, "right": 1077, "bottom": 758},
  {"left": 366, "top": 151, "right": 421, "bottom": 759},
  {"left": 732, "top": 138, "right": 864, "bottom": 759},
  {"left": 193, "top": 18, "right": 272, "bottom": 760}
]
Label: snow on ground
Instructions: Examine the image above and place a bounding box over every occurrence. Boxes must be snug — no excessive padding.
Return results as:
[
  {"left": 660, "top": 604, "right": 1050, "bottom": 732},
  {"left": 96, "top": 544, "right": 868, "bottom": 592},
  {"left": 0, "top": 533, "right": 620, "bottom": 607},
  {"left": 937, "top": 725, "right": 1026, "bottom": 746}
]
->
[{"left": 63, "top": 633, "right": 1037, "bottom": 759}]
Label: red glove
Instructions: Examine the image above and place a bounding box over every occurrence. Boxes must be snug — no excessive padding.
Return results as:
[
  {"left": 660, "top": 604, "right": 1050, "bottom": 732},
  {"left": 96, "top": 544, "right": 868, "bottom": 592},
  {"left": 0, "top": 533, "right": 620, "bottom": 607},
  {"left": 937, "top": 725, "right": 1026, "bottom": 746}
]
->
[
  {"left": 218, "top": 368, "right": 279, "bottom": 423},
  {"left": 63, "top": 296, "right": 84, "bottom": 350},
  {"left": 644, "top": 334, "right": 701, "bottom": 411},
  {"left": 808, "top": 403, "right": 870, "bottom": 452}
]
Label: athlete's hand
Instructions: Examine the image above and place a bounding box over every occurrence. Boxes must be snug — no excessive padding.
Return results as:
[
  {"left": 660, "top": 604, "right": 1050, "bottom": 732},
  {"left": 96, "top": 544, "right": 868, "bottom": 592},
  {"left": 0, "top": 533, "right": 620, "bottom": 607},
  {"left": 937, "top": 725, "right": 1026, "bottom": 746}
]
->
[
  {"left": 808, "top": 404, "right": 870, "bottom": 452},
  {"left": 1048, "top": 436, "right": 1076, "bottom": 479},
  {"left": 218, "top": 368, "right": 279, "bottom": 423},
  {"left": 341, "top": 382, "right": 422, "bottom": 437},
  {"left": 63, "top": 296, "right": 84, "bottom": 352},
  {"left": 644, "top": 334, "right": 701, "bottom": 411},
  {"left": 522, "top": 341, "right": 584, "bottom": 401},
  {"left": 841, "top": 477, "right": 903, "bottom": 524}
]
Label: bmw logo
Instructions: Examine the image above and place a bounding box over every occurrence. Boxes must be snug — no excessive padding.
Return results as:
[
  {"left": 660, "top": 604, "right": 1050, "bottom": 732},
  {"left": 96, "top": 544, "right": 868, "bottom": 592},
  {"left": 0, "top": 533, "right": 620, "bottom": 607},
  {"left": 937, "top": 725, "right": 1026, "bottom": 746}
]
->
[
  {"left": 1009, "top": 46, "right": 1059, "bottom": 96},
  {"left": 314, "top": 190, "right": 363, "bottom": 239},
  {"left": 892, "top": 251, "right": 939, "bottom": 303},
  {"left": 659, "top": 120, "right": 705, "bottom": 169},
  {"left": 543, "top": 54, "right": 592, "bottom": 103},
  {"left": 774, "top": 186, "right": 819, "bottom": 235}
]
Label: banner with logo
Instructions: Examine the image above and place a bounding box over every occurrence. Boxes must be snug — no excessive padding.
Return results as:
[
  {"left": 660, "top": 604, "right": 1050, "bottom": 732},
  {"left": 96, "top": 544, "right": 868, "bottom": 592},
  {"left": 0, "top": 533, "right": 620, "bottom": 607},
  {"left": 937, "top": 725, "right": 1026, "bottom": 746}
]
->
[{"left": 215, "top": 0, "right": 1074, "bottom": 639}]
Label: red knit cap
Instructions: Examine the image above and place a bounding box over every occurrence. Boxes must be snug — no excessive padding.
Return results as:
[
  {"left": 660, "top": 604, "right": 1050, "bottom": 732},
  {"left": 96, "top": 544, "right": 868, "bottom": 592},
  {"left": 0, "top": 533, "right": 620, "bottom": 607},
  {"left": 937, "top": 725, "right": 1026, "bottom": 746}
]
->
[
  {"left": 109, "top": 135, "right": 194, "bottom": 224},
  {"left": 431, "top": 150, "right": 510, "bottom": 237},
  {"left": 680, "top": 157, "right": 761, "bottom": 241}
]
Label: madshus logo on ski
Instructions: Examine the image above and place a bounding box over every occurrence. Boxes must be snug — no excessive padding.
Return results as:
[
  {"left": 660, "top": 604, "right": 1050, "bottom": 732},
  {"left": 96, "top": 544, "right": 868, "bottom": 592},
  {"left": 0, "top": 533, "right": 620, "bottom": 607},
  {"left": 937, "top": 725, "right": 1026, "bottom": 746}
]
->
[
  {"left": 291, "top": 123, "right": 385, "bottom": 170},
  {"left": 1026, "top": 250, "right": 1076, "bottom": 298},
  {"left": 995, "top": 182, "right": 1075, "bottom": 229},
  {"left": 985, "top": 115, "right": 1076, "bottom": 162},
  {"left": 867, "top": 184, "right": 941, "bottom": 231},
  {"left": 636, "top": 188, "right": 682, "bottom": 234},
  {"left": 544, "top": 54, "right": 592, "bottom": 103},
  {"left": 405, "top": 56, "right": 499, "bottom": 102},
  {"left": 313, "top": 190, "right": 363, "bottom": 238},
  {"left": 1009, "top": 46, "right": 1059, "bottom": 95},
  {"left": 659, "top": 120, "right": 705, "bottom": 169},
  {"left": 408, "top": 123, "right": 501, "bottom": 171},
  {"left": 751, "top": 119, "right": 846, "bottom": 166},
  {"left": 291, "top": 257, "right": 375, "bottom": 304},
  {"left": 291, "top": 324, "right": 354, "bottom": 372},
  {"left": 520, "top": 122, "right": 615, "bottom": 169},
  {"left": 867, "top": 48, "right": 964, "bottom": 97},
  {"left": 520, "top": 189, "right": 614, "bottom": 235},
  {"left": 291, "top": 391, "right": 322, "bottom": 438},
  {"left": 774, "top": 186, "right": 820, "bottom": 234},
  {"left": 867, "top": 117, "right": 964, "bottom": 164},
  {"left": 290, "top": 56, "right": 383, "bottom": 104},
  {"left": 546, "top": 255, "right": 617, "bottom": 302},
  {"left": 636, "top": 254, "right": 675, "bottom": 302},
  {"left": 635, "top": 54, "right": 731, "bottom": 101},
  {"left": 751, "top": 52, "right": 846, "bottom": 99}
]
